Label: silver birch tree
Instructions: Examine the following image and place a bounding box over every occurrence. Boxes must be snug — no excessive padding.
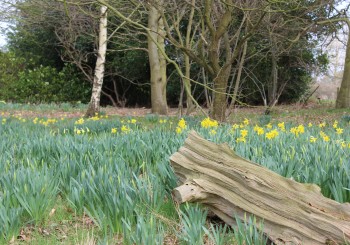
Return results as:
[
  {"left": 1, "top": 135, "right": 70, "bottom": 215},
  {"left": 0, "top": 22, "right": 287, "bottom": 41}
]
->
[{"left": 85, "top": 5, "right": 108, "bottom": 117}]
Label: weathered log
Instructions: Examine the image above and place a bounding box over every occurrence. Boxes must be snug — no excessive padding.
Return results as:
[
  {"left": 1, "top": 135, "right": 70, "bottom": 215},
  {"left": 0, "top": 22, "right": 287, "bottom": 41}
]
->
[{"left": 170, "top": 131, "right": 350, "bottom": 245}]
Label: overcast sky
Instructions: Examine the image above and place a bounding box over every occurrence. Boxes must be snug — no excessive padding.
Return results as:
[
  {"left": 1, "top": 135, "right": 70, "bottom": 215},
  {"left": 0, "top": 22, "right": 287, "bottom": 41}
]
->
[
  {"left": 0, "top": 38, "right": 6, "bottom": 47},
  {"left": 0, "top": 22, "right": 8, "bottom": 48}
]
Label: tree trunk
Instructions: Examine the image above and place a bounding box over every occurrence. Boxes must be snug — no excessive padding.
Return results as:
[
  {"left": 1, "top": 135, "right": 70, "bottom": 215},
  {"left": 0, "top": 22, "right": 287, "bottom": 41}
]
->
[
  {"left": 148, "top": 1, "right": 168, "bottom": 115},
  {"left": 211, "top": 78, "right": 227, "bottom": 122},
  {"left": 184, "top": 0, "right": 196, "bottom": 115},
  {"left": 85, "top": 5, "right": 108, "bottom": 117},
  {"left": 336, "top": 25, "right": 350, "bottom": 108},
  {"left": 268, "top": 43, "right": 278, "bottom": 106},
  {"left": 170, "top": 131, "right": 350, "bottom": 245},
  {"left": 178, "top": 79, "right": 184, "bottom": 116},
  {"left": 184, "top": 55, "right": 194, "bottom": 115},
  {"left": 211, "top": 65, "right": 231, "bottom": 122},
  {"left": 206, "top": 2, "right": 233, "bottom": 122},
  {"left": 265, "top": 43, "right": 279, "bottom": 115},
  {"left": 228, "top": 40, "right": 248, "bottom": 114},
  {"left": 202, "top": 67, "right": 211, "bottom": 108}
]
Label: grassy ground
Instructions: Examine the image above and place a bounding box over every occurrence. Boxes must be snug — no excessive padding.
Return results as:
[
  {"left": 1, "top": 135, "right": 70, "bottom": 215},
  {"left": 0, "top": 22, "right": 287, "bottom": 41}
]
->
[{"left": 0, "top": 102, "right": 350, "bottom": 245}]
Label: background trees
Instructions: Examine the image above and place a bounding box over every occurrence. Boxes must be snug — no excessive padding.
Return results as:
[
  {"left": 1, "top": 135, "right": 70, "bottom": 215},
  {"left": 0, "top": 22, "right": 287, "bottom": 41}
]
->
[
  {"left": 0, "top": 0, "right": 348, "bottom": 119},
  {"left": 335, "top": 19, "right": 350, "bottom": 108}
]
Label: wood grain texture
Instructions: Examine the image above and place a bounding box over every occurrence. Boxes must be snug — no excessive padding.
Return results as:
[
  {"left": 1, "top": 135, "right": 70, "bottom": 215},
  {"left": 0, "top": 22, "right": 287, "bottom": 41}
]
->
[{"left": 170, "top": 131, "right": 350, "bottom": 245}]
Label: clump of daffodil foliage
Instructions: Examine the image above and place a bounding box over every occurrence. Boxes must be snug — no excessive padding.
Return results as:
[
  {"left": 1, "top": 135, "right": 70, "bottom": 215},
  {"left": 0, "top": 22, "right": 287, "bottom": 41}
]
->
[{"left": 0, "top": 112, "right": 349, "bottom": 244}]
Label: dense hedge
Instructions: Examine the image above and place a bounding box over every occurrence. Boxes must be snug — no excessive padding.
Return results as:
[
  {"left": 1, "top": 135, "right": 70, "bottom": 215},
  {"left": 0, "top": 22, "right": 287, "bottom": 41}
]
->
[{"left": 0, "top": 52, "right": 90, "bottom": 104}]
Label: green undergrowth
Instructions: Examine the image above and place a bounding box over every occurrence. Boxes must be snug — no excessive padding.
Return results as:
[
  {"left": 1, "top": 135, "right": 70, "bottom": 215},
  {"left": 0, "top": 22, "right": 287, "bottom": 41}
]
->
[{"left": 0, "top": 109, "right": 349, "bottom": 244}]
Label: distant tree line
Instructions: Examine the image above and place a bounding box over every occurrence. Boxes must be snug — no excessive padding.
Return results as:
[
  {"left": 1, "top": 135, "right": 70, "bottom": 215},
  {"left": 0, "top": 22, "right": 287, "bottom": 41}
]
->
[{"left": 0, "top": 0, "right": 349, "bottom": 120}]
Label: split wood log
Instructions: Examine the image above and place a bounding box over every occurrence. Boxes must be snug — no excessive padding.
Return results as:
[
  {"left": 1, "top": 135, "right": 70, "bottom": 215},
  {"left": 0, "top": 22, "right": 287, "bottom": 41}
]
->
[{"left": 170, "top": 131, "right": 350, "bottom": 245}]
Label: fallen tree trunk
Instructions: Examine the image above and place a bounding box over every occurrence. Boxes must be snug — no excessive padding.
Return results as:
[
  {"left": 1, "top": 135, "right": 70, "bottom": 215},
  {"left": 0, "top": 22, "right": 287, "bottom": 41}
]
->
[{"left": 170, "top": 131, "right": 350, "bottom": 245}]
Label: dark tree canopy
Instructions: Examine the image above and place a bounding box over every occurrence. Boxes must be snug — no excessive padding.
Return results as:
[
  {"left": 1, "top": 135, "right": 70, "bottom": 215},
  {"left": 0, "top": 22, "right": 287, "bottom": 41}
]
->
[{"left": 0, "top": 0, "right": 347, "bottom": 111}]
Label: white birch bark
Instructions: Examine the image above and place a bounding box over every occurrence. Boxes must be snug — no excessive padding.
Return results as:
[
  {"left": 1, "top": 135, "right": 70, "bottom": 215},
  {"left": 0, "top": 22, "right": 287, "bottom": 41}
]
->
[{"left": 86, "top": 5, "right": 108, "bottom": 117}]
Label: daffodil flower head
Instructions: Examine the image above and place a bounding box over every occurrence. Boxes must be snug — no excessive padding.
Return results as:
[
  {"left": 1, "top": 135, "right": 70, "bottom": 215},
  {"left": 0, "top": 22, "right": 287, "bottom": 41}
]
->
[
  {"left": 336, "top": 128, "right": 343, "bottom": 135},
  {"left": 243, "top": 118, "right": 249, "bottom": 125},
  {"left": 240, "top": 129, "right": 248, "bottom": 138},
  {"left": 310, "top": 136, "right": 317, "bottom": 143},
  {"left": 201, "top": 117, "right": 218, "bottom": 128},
  {"left": 265, "top": 129, "right": 278, "bottom": 140},
  {"left": 121, "top": 125, "right": 131, "bottom": 134},
  {"left": 178, "top": 118, "right": 187, "bottom": 129}
]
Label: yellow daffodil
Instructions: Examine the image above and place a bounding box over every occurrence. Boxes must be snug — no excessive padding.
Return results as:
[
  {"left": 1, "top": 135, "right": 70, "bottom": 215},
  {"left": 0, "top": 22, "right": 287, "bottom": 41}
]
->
[
  {"left": 236, "top": 137, "right": 246, "bottom": 143},
  {"left": 111, "top": 128, "right": 117, "bottom": 134},
  {"left": 232, "top": 124, "right": 239, "bottom": 130},
  {"left": 89, "top": 115, "right": 100, "bottom": 121},
  {"left": 333, "top": 120, "right": 338, "bottom": 129},
  {"left": 318, "top": 122, "right": 326, "bottom": 128},
  {"left": 297, "top": 124, "right": 305, "bottom": 134},
  {"left": 240, "top": 129, "right": 248, "bottom": 138},
  {"left": 310, "top": 136, "right": 317, "bottom": 143},
  {"left": 265, "top": 129, "right": 278, "bottom": 140},
  {"left": 243, "top": 118, "right": 249, "bottom": 125},
  {"left": 266, "top": 123, "right": 272, "bottom": 129},
  {"left": 257, "top": 128, "right": 264, "bottom": 135},
  {"left": 176, "top": 127, "right": 182, "bottom": 134},
  {"left": 209, "top": 129, "right": 217, "bottom": 135},
  {"left": 178, "top": 118, "right": 187, "bottom": 129},
  {"left": 336, "top": 128, "right": 343, "bottom": 135},
  {"left": 75, "top": 118, "right": 84, "bottom": 125},
  {"left": 320, "top": 131, "right": 329, "bottom": 142},
  {"left": 278, "top": 122, "right": 285, "bottom": 132},
  {"left": 201, "top": 117, "right": 218, "bottom": 128},
  {"left": 121, "top": 125, "right": 131, "bottom": 134},
  {"left": 290, "top": 124, "right": 305, "bottom": 137},
  {"left": 253, "top": 125, "right": 264, "bottom": 135}
]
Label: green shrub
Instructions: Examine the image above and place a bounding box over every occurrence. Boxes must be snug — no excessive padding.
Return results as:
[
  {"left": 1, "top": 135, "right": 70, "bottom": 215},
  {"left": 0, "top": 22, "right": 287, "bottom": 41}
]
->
[{"left": 3, "top": 64, "right": 90, "bottom": 103}]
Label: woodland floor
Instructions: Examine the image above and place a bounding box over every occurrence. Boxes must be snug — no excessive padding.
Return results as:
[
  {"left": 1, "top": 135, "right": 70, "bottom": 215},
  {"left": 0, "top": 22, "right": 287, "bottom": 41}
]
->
[
  {"left": 1, "top": 101, "right": 350, "bottom": 244},
  {"left": 1, "top": 101, "right": 349, "bottom": 124}
]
